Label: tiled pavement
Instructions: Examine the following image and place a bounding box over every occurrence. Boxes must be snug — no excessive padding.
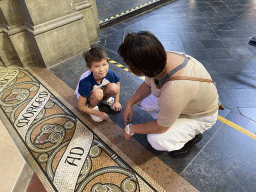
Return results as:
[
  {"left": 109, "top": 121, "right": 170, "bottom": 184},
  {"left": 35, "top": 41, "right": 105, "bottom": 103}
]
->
[
  {"left": 96, "top": 0, "right": 152, "bottom": 22},
  {"left": 49, "top": 0, "right": 256, "bottom": 191}
]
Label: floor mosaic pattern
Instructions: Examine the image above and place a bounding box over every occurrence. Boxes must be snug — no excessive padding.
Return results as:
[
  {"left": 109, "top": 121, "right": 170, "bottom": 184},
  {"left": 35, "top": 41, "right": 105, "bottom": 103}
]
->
[{"left": 0, "top": 67, "right": 164, "bottom": 192}]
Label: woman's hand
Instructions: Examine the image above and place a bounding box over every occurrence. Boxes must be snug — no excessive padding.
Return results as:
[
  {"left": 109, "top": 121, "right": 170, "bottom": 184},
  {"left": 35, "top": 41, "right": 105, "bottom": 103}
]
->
[
  {"left": 123, "top": 124, "right": 134, "bottom": 140},
  {"left": 123, "top": 127, "right": 132, "bottom": 140},
  {"left": 112, "top": 102, "right": 122, "bottom": 111},
  {"left": 123, "top": 104, "right": 133, "bottom": 126}
]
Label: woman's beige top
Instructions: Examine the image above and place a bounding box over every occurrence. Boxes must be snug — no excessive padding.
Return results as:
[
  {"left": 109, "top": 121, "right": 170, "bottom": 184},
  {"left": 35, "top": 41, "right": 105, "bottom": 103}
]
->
[{"left": 145, "top": 54, "right": 219, "bottom": 128}]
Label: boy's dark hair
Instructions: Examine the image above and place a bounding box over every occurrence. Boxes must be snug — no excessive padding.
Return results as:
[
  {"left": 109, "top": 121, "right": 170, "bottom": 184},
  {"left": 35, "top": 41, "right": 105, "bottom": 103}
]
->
[
  {"left": 118, "top": 31, "right": 166, "bottom": 77},
  {"left": 83, "top": 47, "right": 108, "bottom": 68}
]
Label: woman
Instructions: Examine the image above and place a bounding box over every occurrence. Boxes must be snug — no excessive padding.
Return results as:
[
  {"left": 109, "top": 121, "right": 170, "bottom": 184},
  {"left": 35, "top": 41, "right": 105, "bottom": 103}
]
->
[{"left": 118, "top": 31, "right": 219, "bottom": 158}]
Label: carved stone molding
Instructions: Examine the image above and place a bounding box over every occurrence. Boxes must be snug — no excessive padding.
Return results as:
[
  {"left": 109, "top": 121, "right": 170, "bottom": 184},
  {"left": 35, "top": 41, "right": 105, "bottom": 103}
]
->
[
  {"left": 75, "top": 1, "right": 92, "bottom": 11},
  {"left": 31, "top": 12, "right": 84, "bottom": 36},
  {"left": 0, "top": 23, "right": 8, "bottom": 34},
  {"left": 1, "top": 12, "right": 84, "bottom": 36}
]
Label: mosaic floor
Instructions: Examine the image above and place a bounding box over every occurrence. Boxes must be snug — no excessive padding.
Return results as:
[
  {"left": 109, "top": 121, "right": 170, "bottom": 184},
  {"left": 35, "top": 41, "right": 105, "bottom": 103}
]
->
[{"left": 0, "top": 67, "right": 165, "bottom": 192}]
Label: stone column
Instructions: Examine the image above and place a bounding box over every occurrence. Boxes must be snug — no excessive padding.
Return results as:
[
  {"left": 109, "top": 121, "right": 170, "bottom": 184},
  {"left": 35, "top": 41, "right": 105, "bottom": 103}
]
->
[
  {"left": 74, "top": 0, "right": 99, "bottom": 44},
  {"left": 0, "top": 4, "right": 23, "bottom": 67},
  {"left": 0, "top": 0, "right": 99, "bottom": 68}
]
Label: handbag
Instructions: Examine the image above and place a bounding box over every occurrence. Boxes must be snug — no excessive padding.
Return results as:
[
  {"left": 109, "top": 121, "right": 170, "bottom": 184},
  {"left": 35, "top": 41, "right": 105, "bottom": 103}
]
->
[{"left": 159, "top": 76, "right": 225, "bottom": 110}]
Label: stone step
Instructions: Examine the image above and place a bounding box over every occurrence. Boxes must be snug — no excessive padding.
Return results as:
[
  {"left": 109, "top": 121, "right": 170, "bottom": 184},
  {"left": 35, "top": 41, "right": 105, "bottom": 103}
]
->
[{"left": 0, "top": 119, "right": 34, "bottom": 192}]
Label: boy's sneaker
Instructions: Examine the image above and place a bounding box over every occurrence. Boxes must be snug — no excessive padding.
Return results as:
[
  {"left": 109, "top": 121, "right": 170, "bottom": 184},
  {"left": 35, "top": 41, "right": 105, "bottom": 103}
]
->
[
  {"left": 101, "top": 97, "right": 114, "bottom": 109},
  {"left": 89, "top": 106, "right": 103, "bottom": 122}
]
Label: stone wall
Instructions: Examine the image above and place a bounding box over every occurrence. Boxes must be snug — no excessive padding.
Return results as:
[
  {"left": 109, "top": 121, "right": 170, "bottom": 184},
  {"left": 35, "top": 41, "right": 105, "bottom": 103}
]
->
[{"left": 0, "top": 0, "right": 99, "bottom": 68}]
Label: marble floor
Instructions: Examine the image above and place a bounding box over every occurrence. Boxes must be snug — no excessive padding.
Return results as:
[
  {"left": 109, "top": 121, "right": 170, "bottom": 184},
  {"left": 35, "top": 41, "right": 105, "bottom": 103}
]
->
[{"left": 0, "top": 120, "right": 25, "bottom": 192}]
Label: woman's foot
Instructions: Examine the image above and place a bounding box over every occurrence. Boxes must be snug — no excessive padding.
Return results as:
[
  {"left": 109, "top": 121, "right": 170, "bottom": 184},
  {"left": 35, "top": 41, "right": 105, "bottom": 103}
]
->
[
  {"left": 169, "top": 134, "right": 203, "bottom": 158},
  {"left": 249, "top": 36, "right": 256, "bottom": 46}
]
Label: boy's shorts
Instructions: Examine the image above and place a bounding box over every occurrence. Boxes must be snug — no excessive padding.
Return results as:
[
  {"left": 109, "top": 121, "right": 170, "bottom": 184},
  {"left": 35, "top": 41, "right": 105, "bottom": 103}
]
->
[{"left": 86, "top": 98, "right": 90, "bottom": 106}]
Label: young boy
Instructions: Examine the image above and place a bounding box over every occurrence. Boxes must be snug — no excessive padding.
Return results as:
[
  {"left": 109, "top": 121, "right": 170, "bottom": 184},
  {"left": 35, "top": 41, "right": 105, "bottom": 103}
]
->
[{"left": 75, "top": 47, "right": 122, "bottom": 122}]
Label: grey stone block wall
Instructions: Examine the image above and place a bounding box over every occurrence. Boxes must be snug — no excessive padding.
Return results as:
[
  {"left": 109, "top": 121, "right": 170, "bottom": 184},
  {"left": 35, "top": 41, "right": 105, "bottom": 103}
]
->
[
  {"left": 0, "top": 0, "right": 99, "bottom": 68},
  {"left": 0, "top": 32, "right": 23, "bottom": 67}
]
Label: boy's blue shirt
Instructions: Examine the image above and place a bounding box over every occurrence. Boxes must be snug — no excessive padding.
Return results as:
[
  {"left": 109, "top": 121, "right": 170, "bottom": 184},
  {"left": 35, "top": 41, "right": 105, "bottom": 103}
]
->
[{"left": 77, "top": 69, "right": 120, "bottom": 98}]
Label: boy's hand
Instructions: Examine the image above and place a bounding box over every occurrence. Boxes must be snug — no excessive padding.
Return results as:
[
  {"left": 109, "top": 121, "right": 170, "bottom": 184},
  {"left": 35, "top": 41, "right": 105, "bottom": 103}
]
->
[
  {"left": 112, "top": 102, "right": 122, "bottom": 111},
  {"left": 98, "top": 112, "right": 108, "bottom": 120}
]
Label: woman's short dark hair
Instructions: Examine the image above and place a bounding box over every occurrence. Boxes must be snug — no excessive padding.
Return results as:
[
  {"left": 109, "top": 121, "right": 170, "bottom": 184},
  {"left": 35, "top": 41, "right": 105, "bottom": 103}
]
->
[
  {"left": 118, "top": 31, "right": 166, "bottom": 77},
  {"left": 83, "top": 47, "right": 108, "bottom": 68}
]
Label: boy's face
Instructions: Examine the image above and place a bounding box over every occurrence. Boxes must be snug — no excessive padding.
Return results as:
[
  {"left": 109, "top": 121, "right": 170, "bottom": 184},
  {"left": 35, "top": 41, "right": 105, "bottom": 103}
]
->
[{"left": 89, "top": 59, "right": 109, "bottom": 80}]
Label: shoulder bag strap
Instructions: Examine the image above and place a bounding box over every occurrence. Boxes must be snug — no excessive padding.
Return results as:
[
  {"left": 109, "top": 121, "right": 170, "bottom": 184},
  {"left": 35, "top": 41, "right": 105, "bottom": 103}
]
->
[
  {"left": 160, "top": 76, "right": 215, "bottom": 88},
  {"left": 160, "top": 76, "right": 224, "bottom": 110}
]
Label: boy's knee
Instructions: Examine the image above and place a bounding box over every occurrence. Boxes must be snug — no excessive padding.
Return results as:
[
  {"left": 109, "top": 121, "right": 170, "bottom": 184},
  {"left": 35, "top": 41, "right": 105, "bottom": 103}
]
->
[
  {"left": 105, "top": 83, "right": 119, "bottom": 94},
  {"left": 91, "top": 89, "right": 104, "bottom": 100}
]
